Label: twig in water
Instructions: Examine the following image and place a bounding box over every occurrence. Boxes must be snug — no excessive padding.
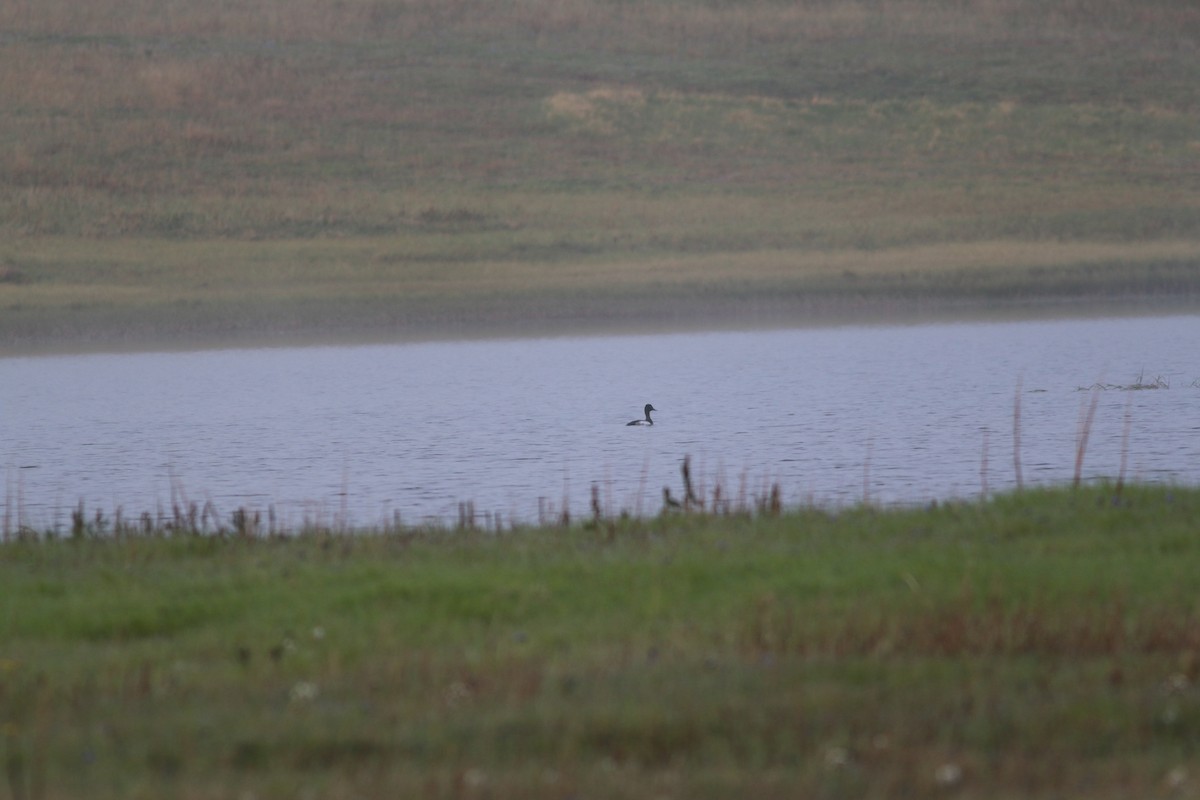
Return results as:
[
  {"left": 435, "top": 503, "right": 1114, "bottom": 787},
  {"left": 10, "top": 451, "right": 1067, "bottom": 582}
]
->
[
  {"left": 232, "top": 507, "right": 261, "bottom": 538},
  {"left": 1079, "top": 369, "right": 1169, "bottom": 391},
  {"left": 634, "top": 455, "right": 649, "bottom": 519},
  {"left": 339, "top": 461, "right": 350, "bottom": 534},
  {"left": 1074, "top": 385, "right": 1101, "bottom": 488},
  {"left": 980, "top": 428, "right": 990, "bottom": 500},
  {"left": 457, "top": 501, "right": 476, "bottom": 531},
  {"left": 863, "top": 436, "right": 874, "bottom": 505},
  {"left": 711, "top": 460, "right": 730, "bottom": 515},
  {"left": 681, "top": 455, "right": 701, "bottom": 511},
  {"left": 1128, "top": 367, "right": 1168, "bottom": 390},
  {"left": 72, "top": 501, "right": 86, "bottom": 539},
  {"left": 603, "top": 468, "right": 614, "bottom": 520},
  {"left": 1013, "top": 376, "right": 1024, "bottom": 490},
  {"left": 560, "top": 473, "right": 571, "bottom": 527},
  {"left": 4, "top": 468, "right": 13, "bottom": 542},
  {"left": 1116, "top": 392, "right": 1133, "bottom": 498}
]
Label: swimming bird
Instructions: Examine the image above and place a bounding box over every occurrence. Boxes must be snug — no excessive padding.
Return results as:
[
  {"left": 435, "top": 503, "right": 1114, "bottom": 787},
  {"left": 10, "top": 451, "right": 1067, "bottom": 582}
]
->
[{"left": 627, "top": 403, "right": 656, "bottom": 426}]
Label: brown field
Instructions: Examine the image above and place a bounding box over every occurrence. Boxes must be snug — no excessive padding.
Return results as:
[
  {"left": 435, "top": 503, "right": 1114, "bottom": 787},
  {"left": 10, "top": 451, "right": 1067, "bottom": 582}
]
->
[{"left": 1, "top": 0, "right": 1198, "bottom": 351}]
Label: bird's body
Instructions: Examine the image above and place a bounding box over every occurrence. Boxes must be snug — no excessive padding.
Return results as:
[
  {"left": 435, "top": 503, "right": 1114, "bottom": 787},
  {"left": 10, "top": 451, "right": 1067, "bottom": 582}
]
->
[{"left": 627, "top": 403, "right": 656, "bottom": 426}]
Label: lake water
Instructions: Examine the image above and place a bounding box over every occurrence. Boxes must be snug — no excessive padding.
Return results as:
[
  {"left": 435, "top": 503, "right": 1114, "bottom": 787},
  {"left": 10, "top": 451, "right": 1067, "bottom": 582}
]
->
[{"left": 2, "top": 314, "right": 1198, "bottom": 532}]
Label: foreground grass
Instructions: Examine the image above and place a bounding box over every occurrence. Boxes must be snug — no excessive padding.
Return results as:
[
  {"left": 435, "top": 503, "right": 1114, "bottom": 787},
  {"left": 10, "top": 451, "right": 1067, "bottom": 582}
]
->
[
  {"left": 2, "top": 0, "right": 1199, "bottom": 350},
  {"left": 2, "top": 484, "right": 1199, "bottom": 798}
]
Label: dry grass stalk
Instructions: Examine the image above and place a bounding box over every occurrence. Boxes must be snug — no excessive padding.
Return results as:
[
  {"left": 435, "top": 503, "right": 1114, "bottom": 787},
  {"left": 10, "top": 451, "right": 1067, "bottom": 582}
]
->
[
  {"left": 1074, "top": 385, "right": 1102, "bottom": 488},
  {"left": 980, "top": 427, "right": 990, "bottom": 500},
  {"left": 1116, "top": 393, "right": 1134, "bottom": 497},
  {"left": 1013, "top": 376, "right": 1024, "bottom": 490}
]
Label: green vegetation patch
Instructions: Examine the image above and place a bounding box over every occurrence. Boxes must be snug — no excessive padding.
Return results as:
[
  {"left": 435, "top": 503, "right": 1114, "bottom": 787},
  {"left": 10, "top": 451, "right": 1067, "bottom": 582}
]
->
[{"left": 2, "top": 484, "right": 1200, "bottom": 797}]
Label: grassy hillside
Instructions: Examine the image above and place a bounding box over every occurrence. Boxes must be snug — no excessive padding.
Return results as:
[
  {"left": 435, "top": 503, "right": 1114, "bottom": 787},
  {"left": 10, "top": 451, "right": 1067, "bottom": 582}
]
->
[
  {"left": 2, "top": 484, "right": 1199, "bottom": 798},
  {"left": 2, "top": 0, "right": 1200, "bottom": 350}
]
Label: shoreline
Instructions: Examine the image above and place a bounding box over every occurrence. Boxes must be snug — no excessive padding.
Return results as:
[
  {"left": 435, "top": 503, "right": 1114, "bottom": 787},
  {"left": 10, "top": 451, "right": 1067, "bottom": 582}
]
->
[
  {"left": 3, "top": 290, "right": 1196, "bottom": 359},
  {"left": 4, "top": 291, "right": 1195, "bottom": 359}
]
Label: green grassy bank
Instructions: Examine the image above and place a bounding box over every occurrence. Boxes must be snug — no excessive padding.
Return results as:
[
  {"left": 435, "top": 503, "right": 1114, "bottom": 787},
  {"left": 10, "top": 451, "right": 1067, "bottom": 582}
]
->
[
  {"left": 2, "top": 1, "right": 1200, "bottom": 352},
  {"left": 2, "top": 484, "right": 1199, "bottom": 798}
]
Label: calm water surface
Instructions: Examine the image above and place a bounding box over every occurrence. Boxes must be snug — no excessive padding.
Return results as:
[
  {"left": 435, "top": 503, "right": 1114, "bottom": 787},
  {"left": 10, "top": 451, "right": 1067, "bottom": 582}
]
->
[{"left": 3, "top": 315, "right": 1198, "bottom": 530}]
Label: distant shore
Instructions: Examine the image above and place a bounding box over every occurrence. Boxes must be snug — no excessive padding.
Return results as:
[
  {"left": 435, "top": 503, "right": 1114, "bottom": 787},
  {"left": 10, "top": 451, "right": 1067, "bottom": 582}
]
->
[
  {"left": 3, "top": 0, "right": 1198, "bottom": 355},
  {"left": 3, "top": 285, "right": 1197, "bottom": 358},
  {"left": 4, "top": 235, "right": 1198, "bottom": 356}
]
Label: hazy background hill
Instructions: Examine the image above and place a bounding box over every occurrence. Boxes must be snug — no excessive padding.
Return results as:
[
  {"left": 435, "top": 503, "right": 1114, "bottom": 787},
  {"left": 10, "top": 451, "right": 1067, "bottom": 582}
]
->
[{"left": 2, "top": 0, "right": 1198, "bottom": 350}]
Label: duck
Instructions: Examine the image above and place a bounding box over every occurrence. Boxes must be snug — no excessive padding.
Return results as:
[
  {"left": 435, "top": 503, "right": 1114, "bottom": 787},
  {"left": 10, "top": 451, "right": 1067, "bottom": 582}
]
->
[{"left": 626, "top": 403, "right": 656, "bottom": 426}]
